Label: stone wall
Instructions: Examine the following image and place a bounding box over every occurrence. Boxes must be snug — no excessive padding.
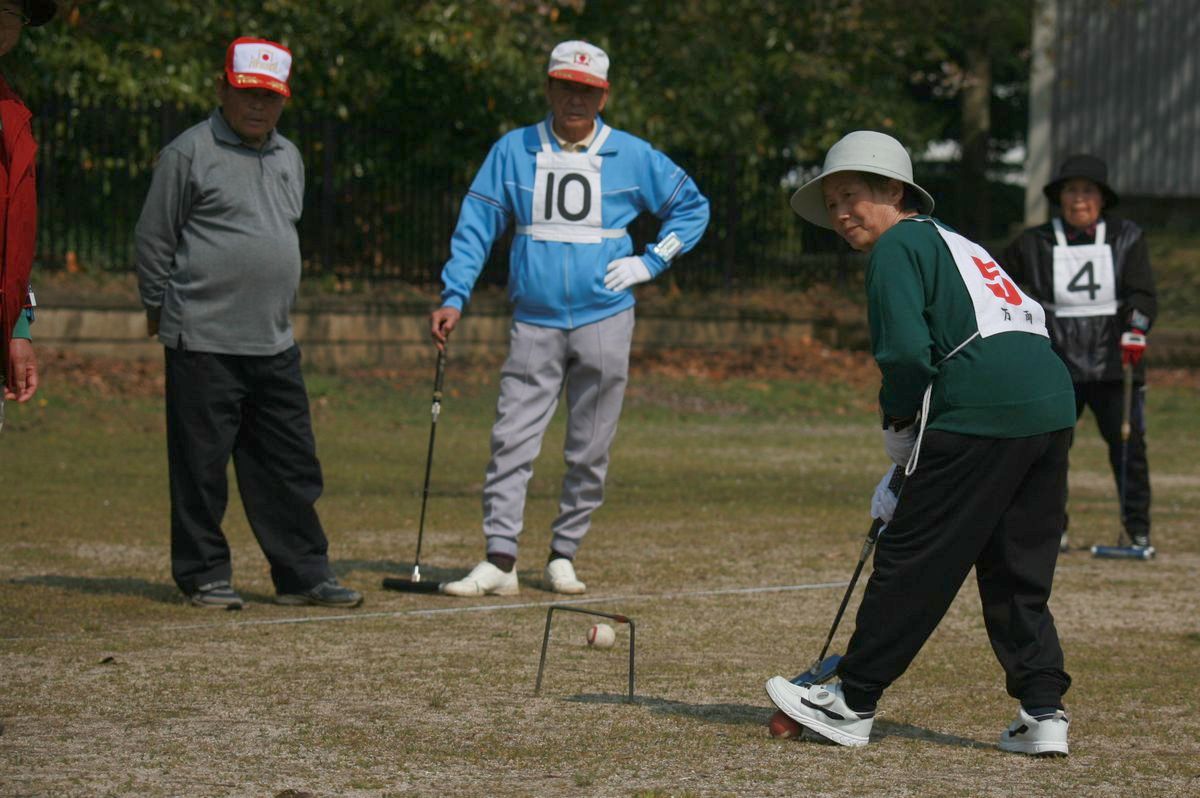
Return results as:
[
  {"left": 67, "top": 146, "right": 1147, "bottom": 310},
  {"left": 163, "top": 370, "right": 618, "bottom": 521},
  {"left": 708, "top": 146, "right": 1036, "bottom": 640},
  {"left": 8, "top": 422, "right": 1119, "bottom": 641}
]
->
[
  {"left": 32, "top": 306, "right": 824, "bottom": 371},
  {"left": 32, "top": 305, "right": 1198, "bottom": 369}
]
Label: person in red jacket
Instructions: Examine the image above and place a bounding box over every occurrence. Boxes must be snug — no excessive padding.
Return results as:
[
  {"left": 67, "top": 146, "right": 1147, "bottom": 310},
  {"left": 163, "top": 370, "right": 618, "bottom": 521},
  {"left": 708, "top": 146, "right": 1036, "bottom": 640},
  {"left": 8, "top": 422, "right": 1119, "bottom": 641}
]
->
[{"left": 1, "top": 0, "right": 56, "bottom": 414}]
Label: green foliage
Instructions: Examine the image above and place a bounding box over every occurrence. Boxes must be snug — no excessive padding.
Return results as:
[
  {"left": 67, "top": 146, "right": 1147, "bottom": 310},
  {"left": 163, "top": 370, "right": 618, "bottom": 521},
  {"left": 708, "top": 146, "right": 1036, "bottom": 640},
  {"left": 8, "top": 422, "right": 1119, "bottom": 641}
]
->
[{"left": 12, "top": 0, "right": 1031, "bottom": 164}]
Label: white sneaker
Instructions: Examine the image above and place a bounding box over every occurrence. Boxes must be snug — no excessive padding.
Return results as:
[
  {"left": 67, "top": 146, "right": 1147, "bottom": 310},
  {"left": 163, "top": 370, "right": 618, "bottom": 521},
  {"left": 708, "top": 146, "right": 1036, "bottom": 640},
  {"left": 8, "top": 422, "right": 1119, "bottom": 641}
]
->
[
  {"left": 998, "top": 707, "right": 1069, "bottom": 757},
  {"left": 544, "top": 558, "right": 586, "bottom": 594},
  {"left": 442, "top": 561, "right": 519, "bottom": 597},
  {"left": 764, "top": 677, "right": 874, "bottom": 747}
]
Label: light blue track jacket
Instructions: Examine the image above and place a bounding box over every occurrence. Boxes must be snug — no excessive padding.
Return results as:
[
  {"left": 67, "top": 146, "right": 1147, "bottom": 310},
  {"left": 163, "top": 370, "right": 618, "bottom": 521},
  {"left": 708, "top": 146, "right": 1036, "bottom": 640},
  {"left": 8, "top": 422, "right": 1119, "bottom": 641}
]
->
[{"left": 440, "top": 116, "right": 710, "bottom": 330}]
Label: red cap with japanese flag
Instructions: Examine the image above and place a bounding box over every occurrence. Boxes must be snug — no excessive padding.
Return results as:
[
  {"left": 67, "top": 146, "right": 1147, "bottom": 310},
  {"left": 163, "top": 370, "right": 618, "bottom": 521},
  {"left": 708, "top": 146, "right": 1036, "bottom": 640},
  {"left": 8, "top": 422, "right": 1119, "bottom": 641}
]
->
[
  {"left": 224, "top": 37, "right": 293, "bottom": 98},
  {"left": 547, "top": 40, "right": 609, "bottom": 88}
]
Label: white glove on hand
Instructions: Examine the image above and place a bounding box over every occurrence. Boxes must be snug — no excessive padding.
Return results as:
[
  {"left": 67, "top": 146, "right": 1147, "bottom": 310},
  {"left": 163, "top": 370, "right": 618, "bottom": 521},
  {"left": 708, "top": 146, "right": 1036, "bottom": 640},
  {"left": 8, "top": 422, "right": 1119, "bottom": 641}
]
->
[
  {"left": 883, "top": 425, "right": 917, "bottom": 467},
  {"left": 871, "top": 464, "right": 900, "bottom": 523},
  {"left": 604, "top": 256, "right": 652, "bottom": 292}
]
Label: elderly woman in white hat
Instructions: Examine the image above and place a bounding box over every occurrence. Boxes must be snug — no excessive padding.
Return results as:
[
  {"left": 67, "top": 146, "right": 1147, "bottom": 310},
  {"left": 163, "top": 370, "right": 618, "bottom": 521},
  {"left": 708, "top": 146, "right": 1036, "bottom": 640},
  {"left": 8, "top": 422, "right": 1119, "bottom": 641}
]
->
[{"left": 764, "top": 131, "right": 1078, "bottom": 756}]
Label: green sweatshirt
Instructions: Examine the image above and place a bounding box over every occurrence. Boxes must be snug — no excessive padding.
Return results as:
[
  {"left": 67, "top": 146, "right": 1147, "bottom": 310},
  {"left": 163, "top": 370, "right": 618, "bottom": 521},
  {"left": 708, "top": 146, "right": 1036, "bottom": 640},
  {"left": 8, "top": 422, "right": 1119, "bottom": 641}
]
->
[{"left": 867, "top": 217, "right": 1076, "bottom": 438}]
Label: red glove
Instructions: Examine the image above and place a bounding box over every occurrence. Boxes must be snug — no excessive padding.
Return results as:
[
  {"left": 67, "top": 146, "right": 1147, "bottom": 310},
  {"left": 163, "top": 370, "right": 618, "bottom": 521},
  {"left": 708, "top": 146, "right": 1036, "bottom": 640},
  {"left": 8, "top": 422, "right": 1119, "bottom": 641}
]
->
[{"left": 1120, "top": 329, "right": 1147, "bottom": 366}]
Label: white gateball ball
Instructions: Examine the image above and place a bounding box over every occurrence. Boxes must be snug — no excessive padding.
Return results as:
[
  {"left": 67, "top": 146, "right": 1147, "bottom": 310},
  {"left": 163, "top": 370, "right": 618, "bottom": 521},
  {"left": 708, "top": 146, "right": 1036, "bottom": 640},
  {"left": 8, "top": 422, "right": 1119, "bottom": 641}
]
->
[{"left": 587, "top": 623, "right": 616, "bottom": 649}]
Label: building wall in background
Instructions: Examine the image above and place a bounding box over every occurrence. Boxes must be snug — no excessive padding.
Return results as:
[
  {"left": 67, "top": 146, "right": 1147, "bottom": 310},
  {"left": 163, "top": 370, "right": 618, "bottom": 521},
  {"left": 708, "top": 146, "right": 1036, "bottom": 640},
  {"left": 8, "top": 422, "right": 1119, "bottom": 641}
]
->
[{"left": 1027, "top": 0, "right": 1200, "bottom": 227}]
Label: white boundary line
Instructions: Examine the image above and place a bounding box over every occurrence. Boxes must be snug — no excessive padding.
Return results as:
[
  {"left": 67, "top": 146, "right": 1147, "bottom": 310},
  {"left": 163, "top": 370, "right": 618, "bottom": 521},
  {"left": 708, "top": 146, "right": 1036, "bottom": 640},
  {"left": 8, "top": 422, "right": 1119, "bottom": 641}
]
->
[{"left": 3, "top": 580, "right": 848, "bottom": 641}]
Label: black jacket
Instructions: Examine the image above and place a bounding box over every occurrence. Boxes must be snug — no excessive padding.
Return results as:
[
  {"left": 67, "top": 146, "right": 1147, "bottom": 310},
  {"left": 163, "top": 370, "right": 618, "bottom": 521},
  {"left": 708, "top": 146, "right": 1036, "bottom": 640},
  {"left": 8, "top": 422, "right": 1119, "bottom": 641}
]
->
[{"left": 1000, "top": 215, "right": 1157, "bottom": 383}]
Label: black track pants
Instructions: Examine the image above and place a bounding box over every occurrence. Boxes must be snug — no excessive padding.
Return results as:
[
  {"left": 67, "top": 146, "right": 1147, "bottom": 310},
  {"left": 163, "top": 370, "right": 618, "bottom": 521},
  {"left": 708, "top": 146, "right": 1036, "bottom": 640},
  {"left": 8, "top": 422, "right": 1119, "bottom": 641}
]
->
[
  {"left": 165, "top": 345, "right": 333, "bottom": 595},
  {"left": 1069, "top": 380, "right": 1151, "bottom": 541},
  {"left": 838, "top": 428, "right": 1073, "bottom": 711}
]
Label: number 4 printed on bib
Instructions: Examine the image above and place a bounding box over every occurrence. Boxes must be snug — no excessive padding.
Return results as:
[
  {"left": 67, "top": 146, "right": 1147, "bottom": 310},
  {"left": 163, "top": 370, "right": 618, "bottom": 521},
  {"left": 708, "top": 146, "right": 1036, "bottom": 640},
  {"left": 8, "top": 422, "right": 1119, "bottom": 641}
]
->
[
  {"left": 1050, "top": 217, "right": 1117, "bottom": 317},
  {"left": 1066, "top": 260, "right": 1101, "bottom": 301}
]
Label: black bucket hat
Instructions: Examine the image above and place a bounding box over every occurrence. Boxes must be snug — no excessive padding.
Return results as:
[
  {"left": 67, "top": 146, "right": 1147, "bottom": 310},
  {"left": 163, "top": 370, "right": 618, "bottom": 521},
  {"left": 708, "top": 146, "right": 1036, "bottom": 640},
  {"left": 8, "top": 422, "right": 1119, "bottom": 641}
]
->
[
  {"left": 25, "top": 0, "right": 57, "bottom": 27},
  {"left": 1043, "top": 153, "right": 1119, "bottom": 209}
]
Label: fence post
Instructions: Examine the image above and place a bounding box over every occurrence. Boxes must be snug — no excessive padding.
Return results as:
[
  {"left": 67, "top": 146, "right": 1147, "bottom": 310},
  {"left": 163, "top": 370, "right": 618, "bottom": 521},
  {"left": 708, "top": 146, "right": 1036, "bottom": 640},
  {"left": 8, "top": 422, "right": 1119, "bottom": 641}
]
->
[
  {"left": 320, "top": 117, "right": 336, "bottom": 276},
  {"left": 723, "top": 152, "right": 739, "bottom": 289}
]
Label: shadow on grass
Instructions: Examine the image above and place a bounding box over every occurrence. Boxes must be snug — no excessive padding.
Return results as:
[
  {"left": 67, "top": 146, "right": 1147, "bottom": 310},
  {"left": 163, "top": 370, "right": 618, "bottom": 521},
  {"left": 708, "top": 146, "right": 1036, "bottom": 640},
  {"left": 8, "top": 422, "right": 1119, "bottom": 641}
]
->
[
  {"left": 8, "top": 574, "right": 181, "bottom": 604},
  {"left": 871, "top": 719, "right": 991, "bottom": 750},
  {"left": 564, "top": 694, "right": 992, "bottom": 751},
  {"left": 334, "top": 560, "right": 465, "bottom": 584},
  {"left": 565, "top": 693, "right": 766, "bottom": 726}
]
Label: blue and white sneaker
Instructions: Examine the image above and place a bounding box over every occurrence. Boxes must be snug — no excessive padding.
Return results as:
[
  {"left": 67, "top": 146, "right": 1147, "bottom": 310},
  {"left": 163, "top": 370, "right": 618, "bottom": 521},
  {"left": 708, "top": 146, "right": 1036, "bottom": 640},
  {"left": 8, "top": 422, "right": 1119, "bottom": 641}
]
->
[
  {"left": 998, "top": 707, "right": 1069, "bottom": 757},
  {"left": 765, "top": 677, "right": 874, "bottom": 747}
]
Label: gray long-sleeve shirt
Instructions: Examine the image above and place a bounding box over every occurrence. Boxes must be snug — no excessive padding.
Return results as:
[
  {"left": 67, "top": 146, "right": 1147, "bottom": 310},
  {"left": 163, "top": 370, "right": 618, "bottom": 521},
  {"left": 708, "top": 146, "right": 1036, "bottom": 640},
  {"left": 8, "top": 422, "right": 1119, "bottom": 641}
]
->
[{"left": 134, "top": 109, "right": 306, "bottom": 355}]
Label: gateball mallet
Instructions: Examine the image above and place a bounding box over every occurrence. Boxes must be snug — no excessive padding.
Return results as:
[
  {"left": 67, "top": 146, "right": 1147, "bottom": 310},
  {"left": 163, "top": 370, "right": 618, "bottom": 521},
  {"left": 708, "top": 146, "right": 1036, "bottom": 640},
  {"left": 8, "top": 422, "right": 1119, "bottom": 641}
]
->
[
  {"left": 769, "top": 466, "right": 906, "bottom": 736},
  {"left": 1092, "top": 362, "right": 1154, "bottom": 560},
  {"left": 795, "top": 465, "right": 906, "bottom": 683},
  {"left": 383, "top": 348, "right": 448, "bottom": 593}
]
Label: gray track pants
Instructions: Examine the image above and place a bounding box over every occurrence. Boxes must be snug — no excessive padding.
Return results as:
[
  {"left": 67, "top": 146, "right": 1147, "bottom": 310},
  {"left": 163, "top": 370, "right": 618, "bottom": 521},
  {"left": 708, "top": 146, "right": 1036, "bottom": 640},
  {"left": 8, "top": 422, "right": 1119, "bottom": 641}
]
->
[{"left": 483, "top": 309, "right": 635, "bottom": 560}]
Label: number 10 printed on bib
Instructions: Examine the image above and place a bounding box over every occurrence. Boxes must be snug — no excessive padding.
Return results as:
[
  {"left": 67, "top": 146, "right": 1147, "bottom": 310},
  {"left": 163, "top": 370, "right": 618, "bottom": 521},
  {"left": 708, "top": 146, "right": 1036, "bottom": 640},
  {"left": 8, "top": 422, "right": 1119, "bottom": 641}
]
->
[{"left": 530, "top": 150, "right": 605, "bottom": 242}]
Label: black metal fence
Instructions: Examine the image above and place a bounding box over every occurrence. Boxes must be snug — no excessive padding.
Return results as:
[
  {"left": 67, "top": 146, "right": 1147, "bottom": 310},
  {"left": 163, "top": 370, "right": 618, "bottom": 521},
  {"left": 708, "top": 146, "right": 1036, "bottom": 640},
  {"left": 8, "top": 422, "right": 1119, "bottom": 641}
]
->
[{"left": 32, "top": 99, "right": 864, "bottom": 290}]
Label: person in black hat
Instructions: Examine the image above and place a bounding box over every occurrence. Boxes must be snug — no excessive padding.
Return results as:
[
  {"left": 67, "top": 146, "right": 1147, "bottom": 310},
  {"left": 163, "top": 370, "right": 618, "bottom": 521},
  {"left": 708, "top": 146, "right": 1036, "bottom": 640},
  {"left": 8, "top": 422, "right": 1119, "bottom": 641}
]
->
[
  {"left": 1000, "top": 154, "right": 1158, "bottom": 553},
  {"left": 1, "top": 0, "right": 56, "bottom": 416}
]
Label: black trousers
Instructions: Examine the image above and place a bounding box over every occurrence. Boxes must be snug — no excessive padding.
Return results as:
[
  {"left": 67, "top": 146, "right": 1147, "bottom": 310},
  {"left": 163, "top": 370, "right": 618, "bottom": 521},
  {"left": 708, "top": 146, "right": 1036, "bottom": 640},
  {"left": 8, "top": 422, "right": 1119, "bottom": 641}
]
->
[
  {"left": 1068, "top": 380, "right": 1151, "bottom": 540},
  {"left": 838, "top": 429, "right": 1072, "bottom": 712},
  {"left": 165, "top": 345, "right": 333, "bottom": 595}
]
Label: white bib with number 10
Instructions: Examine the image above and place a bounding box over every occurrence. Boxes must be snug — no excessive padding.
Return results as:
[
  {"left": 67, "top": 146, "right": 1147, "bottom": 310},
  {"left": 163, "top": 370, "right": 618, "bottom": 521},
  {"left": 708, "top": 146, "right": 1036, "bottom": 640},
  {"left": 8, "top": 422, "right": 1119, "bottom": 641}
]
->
[
  {"left": 529, "top": 121, "right": 610, "bottom": 243},
  {"left": 1051, "top": 218, "right": 1117, "bottom": 318}
]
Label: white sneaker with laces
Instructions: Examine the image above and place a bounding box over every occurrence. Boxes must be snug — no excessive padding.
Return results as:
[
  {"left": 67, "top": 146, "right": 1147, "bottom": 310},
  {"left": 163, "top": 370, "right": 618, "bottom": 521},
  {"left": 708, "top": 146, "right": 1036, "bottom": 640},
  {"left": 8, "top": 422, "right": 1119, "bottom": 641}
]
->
[
  {"left": 442, "top": 561, "right": 519, "bottom": 597},
  {"left": 998, "top": 707, "right": 1069, "bottom": 757},
  {"left": 764, "top": 677, "right": 874, "bottom": 747},
  {"left": 544, "top": 558, "right": 586, "bottom": 594}
]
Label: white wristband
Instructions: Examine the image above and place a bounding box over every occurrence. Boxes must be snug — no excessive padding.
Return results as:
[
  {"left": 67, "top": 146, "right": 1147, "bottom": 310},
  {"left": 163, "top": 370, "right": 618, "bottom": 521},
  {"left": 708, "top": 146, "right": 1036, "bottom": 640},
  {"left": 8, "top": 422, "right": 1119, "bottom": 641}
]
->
[{"left": 651, "top": 232, "right": 683, "bottom": 263}]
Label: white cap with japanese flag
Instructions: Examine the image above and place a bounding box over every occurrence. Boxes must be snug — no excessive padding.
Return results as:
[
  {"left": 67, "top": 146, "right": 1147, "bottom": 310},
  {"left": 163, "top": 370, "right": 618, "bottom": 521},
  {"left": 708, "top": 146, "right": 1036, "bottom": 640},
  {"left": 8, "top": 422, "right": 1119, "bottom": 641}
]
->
[
  {"left": 225, "top": 37, "right": 293, "bottom": 98},
  {"left": 547, "top": 40, "right": 610, "bottom": 88}
]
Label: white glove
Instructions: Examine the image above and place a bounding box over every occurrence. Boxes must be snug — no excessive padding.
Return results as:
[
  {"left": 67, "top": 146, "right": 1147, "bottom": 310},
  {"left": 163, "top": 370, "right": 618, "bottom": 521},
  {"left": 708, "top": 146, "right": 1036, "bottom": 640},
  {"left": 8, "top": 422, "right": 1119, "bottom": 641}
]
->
[
  {"left": 871, "top": 464, "right": 900, "bottom": 523},
  {"left": 604, "top": 256, "right": 653, "bottom": 292},
  {"left": 883, "top": 425, "right": 917, "bottom": 467}
]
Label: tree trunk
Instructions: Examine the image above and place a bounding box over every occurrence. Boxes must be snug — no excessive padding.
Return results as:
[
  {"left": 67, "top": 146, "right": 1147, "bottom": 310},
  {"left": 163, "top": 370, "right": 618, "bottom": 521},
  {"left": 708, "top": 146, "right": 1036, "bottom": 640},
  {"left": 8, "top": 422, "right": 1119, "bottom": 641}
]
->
[{"left": 960, "top": 47, "right": 992, "bottom": 239}]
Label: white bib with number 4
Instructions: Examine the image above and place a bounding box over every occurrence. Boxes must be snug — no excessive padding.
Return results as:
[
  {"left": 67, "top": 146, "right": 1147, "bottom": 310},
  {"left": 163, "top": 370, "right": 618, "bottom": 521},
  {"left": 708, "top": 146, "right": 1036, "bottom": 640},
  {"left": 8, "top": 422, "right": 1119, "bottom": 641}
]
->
[
  {"left": 528, "top": 121, "right": 611, "bottom": 243},
  {"left": 1051, "top": 217, "right": 1117, "bottom": 318}
]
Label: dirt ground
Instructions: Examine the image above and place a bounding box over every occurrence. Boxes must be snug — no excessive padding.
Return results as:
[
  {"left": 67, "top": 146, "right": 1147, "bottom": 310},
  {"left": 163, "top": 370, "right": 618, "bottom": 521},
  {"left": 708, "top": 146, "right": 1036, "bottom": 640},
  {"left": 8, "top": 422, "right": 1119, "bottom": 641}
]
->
[{"left": 2, "top": 351, "right": 1198, "bottom": 797}]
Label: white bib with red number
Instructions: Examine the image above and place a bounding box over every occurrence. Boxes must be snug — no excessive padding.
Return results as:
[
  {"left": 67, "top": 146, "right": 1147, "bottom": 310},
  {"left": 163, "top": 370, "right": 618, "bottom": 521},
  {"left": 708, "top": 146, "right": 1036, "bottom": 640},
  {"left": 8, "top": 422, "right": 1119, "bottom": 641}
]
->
[
  {"left": 1050, "top": 218, "right": 1118, "bottom": 318},
  {"left": 920, "top": 219, "right": 1048, "bottom": 339}
]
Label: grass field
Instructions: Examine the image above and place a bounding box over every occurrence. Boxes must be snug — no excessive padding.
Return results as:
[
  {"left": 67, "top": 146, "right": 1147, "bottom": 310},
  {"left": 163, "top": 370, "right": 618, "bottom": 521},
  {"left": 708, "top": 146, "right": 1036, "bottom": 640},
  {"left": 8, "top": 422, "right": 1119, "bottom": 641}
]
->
[{"left": 1, "top": 350, "right": 1198, "bottom": 797}]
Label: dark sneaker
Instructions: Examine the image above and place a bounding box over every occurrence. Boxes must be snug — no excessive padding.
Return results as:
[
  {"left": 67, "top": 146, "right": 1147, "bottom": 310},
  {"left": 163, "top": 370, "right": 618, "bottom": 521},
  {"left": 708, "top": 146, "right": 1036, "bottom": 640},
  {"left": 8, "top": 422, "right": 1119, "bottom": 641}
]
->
[
  {"left": 276, "top": 579, "right": 363, "bottom": 608},
  {"left": 1130, "top": 533, "right": 1151, "bottom": 549},
  {"left": 189, "top": 580, "right": 244, "bottom": 610}
]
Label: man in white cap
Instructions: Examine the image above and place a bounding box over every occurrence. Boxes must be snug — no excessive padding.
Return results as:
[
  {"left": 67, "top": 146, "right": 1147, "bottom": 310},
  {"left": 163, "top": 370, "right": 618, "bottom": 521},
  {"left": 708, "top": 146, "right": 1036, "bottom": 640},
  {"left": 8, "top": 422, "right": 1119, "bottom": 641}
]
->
[
  {"left": 135, "top": 37, "right": 362, "bottom": 610},
  {"left": 1, "top": 0, "right": 57, "bottom": 418},
  {"left": 431, "top": 40, "right": 710, "bottom": 596}
]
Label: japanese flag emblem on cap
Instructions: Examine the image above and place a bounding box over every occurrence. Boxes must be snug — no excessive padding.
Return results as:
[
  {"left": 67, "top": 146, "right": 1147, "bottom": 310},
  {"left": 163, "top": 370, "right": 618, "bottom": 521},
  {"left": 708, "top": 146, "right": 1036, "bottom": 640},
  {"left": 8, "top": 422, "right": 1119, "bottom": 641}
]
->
[
  {"left": 547, "top": 40, "right": 609, "bottom": 88},
  {"left": 225, "top": 37, "right": 293, "bottom": 97}
]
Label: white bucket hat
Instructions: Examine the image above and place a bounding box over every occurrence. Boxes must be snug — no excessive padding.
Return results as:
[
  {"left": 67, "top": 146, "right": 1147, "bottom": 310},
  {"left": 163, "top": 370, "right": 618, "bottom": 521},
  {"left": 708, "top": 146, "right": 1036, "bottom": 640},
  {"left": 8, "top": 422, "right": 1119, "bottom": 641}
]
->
[{"left": 790, "top": 131, "right": 934, "bottom": 229}]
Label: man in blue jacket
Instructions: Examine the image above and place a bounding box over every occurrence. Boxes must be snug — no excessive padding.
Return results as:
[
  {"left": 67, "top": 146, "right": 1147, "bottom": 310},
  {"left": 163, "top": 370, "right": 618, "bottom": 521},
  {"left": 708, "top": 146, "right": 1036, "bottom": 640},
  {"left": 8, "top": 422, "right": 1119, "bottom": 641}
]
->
[{"left": 430, "top": 40, "right": 710, "bottom": 596}]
